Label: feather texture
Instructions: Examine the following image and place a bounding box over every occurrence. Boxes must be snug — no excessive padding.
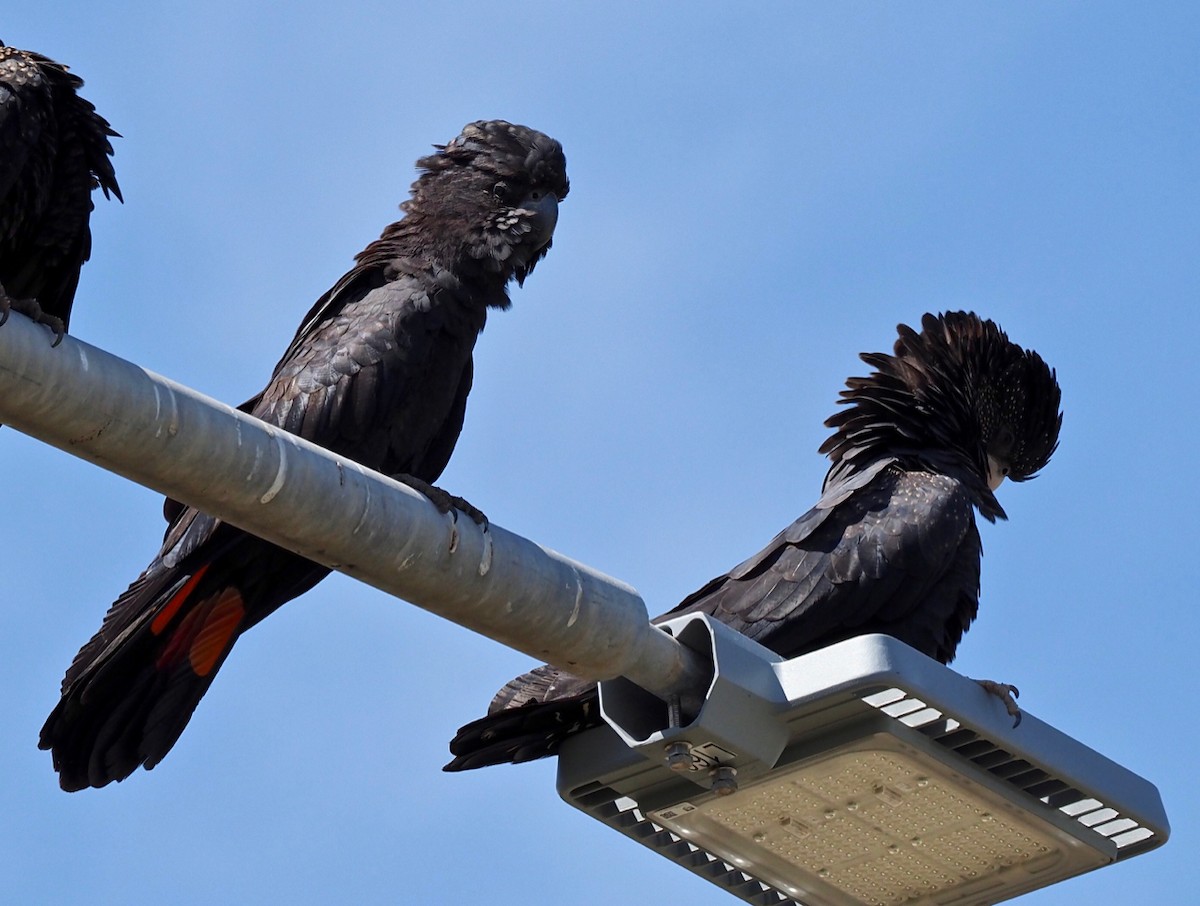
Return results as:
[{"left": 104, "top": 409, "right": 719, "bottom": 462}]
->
[
  {"left": 445, "top": 311, "right": 1062, "bottom": 771},
  {"left": 41, "top": 121, "right": 568, "bottom": 790},
  {"left": 0, "top": 42, "right": 120, "bottom": 335}
]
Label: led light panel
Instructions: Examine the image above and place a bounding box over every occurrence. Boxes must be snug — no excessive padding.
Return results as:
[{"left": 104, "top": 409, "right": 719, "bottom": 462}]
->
[{"left": 649, "top": 735, "right": 1107, "bottom": 906}]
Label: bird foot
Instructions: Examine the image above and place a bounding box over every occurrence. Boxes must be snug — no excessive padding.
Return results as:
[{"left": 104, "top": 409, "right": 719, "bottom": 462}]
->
[
  {"left": 974, "top": 678, "right": 1022, "bottom": 727},
  {"left": 393, "top": 474, "right": 489, "bottom": 529},
  {"left": 0, "top": 284, "right": 66, "bottom": 347}
]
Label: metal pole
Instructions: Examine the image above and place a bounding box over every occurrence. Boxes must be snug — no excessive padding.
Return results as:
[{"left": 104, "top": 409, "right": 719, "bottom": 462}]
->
[{"left": 0, "top": 312, "right": 708, "bottom": 699}]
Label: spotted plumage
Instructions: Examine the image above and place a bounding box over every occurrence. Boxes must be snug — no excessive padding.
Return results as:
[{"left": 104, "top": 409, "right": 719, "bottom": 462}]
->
[{"left": 446, "top": 311, "right": 1061, "bottom": 771}]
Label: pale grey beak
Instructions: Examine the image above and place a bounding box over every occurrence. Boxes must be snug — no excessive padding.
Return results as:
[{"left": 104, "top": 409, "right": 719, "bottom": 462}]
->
[{"left": 519, "top": 191, "right": 559, "bottom": 251}]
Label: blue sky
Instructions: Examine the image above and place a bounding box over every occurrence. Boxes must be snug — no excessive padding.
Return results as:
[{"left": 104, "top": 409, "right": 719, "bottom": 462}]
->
[{"left": 2, "top": 4, "right": 1196, "bottom": 903}]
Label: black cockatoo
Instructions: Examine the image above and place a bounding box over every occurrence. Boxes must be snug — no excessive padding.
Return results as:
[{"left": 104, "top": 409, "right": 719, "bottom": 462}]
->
[
  {"left": 0, "top": 42, "right": 121, "bottom": 343},
  {"left": 446, "top": 311, "right": 1062, "bottom": 771},
  {"left": 41, "top": 120, "right": 568, "bottom": 790}
]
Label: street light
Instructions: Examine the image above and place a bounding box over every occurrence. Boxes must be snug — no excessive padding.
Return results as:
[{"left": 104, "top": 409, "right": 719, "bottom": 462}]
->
[{"left": 559, "top": 617, "right": 1168, "bottom": 905}]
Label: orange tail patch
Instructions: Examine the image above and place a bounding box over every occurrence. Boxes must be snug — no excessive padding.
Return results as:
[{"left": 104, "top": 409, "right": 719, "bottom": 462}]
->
[
  {"left": 153, "top": 582, "right": 246, "bottom": 678},
  {"left": 188, "top": 588, "right": 246, "bottom": 677}
]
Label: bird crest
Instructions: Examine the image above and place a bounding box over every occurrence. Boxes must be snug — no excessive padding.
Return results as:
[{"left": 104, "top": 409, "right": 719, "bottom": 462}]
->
[{"left": 821, "top": 311, "right": 1062, "bottom": 520}]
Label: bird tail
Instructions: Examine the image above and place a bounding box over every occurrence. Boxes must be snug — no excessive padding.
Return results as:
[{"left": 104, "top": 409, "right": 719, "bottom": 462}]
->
[
  {"left": 39, "top": 530, "right": 328, "bottom": 792},
  {"left": 444, "top": 666, "right": 601, "bottom": 771}
]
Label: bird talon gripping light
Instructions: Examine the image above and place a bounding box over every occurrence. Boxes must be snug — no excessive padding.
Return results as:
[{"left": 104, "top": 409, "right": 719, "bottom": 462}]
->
[{"left": 557, "top": 617, "right": 1168, "bottom": 906}]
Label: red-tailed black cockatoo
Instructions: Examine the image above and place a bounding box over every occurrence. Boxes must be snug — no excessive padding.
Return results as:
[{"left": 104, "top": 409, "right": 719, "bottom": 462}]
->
[
  {"left": 446, "top": 311, "right": 1062, "bottom": 771},
  {"left": 41, "top": 120, "right": 568, "bottom": 790}
]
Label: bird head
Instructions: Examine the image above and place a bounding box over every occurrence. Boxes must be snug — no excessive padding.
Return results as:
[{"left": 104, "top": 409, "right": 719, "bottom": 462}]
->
[
  {"left": 404, "top": 120, "right": 569, "bottom": 290},
  {"left": 822, "top": 311, "right": 1062, "bottom": 521}
]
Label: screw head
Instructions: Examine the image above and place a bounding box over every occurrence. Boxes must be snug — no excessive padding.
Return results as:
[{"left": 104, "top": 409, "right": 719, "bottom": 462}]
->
[
  {"left": 710, "top": 765, "right": 738, "bottom": 796},
  {"left": 665, "top": 741, "right": 693, "bottom": 772}
]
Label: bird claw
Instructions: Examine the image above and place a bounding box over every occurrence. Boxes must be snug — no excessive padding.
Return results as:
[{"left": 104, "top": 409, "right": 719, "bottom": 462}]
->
[
  {"left": 394, "top": 474, "right": 489, "bottom": 530},
  {"left": 974, "top": 679, "right": 1022, "bottom": 727},
  {"left": 0, "top": 284, "right": 66, "bottom": 346},
  {"left": 448, "top": 496, "right": 489, "bottom": 530}
]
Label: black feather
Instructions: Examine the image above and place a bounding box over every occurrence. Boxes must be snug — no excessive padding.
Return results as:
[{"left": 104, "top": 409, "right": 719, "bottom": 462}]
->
[
  {"left": 445, "top": 311, "right": 1063, "bottom": 771},
  {"left": 0, "top": 43, "right": 120, "bottom": 336},
  {"left": 41, "top": 121, "right": 568, "bottom": 790}
]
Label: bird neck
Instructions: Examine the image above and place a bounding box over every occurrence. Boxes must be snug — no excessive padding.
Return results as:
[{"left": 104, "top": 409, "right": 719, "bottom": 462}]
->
[{"left": 355, "top": 214, "right": 517, "bottom": 310}]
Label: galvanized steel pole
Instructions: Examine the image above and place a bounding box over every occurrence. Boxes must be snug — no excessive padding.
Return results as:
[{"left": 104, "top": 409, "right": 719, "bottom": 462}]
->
[{"left": 0, "top": 312, "right": 707, "bottom": 698}]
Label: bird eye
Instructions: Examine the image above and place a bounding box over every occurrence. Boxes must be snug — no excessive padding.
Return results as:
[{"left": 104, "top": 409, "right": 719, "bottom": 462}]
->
[{"left": 529, "top": 189, "right": 542, "bottom": 200}]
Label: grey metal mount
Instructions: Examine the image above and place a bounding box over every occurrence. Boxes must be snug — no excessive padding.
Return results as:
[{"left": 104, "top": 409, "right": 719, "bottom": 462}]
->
[
  {"left": 560, "top": 620, "right": 1169, "bottom": 906},
  {"left": 599, "top": 614, "right": 792, "bottom": 787},
  {"left": 0, "top": 309, "right": 708, "bottom": 702}
]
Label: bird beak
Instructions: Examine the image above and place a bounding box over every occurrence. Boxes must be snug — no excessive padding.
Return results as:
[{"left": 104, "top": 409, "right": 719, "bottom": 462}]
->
[
  {"left": 518, "top": 191, "right": 559, "bottom": 251},
  {"left": 986, "top": 454, "right": 1008, "bottom": 491}
]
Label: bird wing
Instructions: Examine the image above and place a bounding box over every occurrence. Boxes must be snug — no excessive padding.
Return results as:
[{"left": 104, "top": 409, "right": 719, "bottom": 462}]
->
[
  {"left": 44, "top": 269, "right": 481, "bottom": 788},
  {"left": 246, "top": 271, "right": 479, "bottom": 481},
  {"left": 155, "top": 269, "right": 480, "bottom": 625},
  {"left": 85, "top": 270, "right": 481, "bottom": 668},
  {"left": 666, "top": 466, "right": 981, "bottom": 665}
]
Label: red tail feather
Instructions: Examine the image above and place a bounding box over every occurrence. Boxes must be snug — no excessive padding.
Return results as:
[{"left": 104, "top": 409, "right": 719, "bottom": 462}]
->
[{"left": 150, "top": 562, "right": 211, "bottom": 635}]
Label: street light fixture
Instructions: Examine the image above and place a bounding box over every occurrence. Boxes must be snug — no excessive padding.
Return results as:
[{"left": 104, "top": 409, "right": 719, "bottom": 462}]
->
[{"left": 559, "top": 617, "right": 1168, "bottom": 905}]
